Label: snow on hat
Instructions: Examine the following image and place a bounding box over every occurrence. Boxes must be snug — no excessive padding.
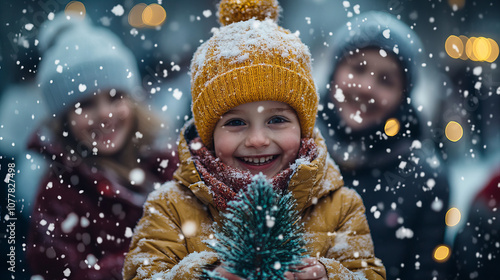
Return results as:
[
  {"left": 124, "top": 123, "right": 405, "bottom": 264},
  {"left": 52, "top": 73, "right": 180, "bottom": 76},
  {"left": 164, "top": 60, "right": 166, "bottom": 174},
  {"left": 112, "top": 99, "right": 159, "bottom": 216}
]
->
[
  {"left": 325, "top": 11, "right": 424, "bottom": 96},
  {"left": 190, "top": 0, "right": 318, "bottom": 148},
  {"left": 37, "top": 12, "right": 141, "bottom": 117}
]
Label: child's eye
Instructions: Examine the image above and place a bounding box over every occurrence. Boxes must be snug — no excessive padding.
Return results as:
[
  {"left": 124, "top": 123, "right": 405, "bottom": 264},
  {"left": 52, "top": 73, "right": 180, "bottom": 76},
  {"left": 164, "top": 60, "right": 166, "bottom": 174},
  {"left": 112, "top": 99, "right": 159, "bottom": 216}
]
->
[
  {"left": 268, "top": 116, "right": 288, "bottom": 124},
  {"left": 79, "top": 99, "right": 94, "bottom": 109},
  {"left": 110, "top": 92, "right": 125, "bottom": 102},
  {"left": 224, "top": 119, "right": 246, "bottom": 126},
  {"left": 379, "top": 75, "right": 394, "bottom": 86},
  {"left": 352, "top": 64, "right": 366, "bottom": 74}
]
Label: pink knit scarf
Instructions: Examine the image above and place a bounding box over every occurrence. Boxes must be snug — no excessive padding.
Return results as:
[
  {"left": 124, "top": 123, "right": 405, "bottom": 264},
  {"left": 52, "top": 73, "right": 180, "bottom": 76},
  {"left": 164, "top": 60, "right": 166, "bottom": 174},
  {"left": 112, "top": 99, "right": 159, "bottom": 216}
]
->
[{"left": 190, "top": 137, "right": 318, "bottom": 210}]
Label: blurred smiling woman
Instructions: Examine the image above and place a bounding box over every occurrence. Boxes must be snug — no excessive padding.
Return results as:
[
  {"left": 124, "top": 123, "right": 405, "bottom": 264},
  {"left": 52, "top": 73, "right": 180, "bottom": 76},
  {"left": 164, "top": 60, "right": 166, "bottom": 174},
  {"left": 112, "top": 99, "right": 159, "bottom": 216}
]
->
[{"left": 26, "top": 12, "right": 177, "bottom": 279}]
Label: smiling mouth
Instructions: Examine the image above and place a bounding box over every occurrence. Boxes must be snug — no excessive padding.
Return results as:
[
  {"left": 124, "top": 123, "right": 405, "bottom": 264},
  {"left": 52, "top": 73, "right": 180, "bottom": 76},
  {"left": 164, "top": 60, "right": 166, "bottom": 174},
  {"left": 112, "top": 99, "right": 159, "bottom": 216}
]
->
[{"left": 239, "top": 155, "right": 278, "bottom": 165}]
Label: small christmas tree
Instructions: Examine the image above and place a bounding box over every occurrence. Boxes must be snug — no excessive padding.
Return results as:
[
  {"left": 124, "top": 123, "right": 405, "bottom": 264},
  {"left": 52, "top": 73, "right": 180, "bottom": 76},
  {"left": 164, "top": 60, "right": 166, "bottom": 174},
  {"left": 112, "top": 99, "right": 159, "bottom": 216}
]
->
[{"left": 205, "top": 173, "right": 307, "bottom": 279}]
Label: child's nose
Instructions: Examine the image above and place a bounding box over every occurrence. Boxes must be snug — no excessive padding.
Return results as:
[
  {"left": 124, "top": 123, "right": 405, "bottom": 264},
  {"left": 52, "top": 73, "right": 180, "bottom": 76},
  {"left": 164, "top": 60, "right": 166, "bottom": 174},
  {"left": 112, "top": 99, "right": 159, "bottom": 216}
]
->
[
  {"left": 349, "top": 77, "right": 376, "bottom": 103},
  {"left": 355, "top": 75, "right": 375, "bottom": 94},
  {"left": 96, "top": 101, "right": 113, "bottom": 119},
  {"left": 245, "top": 128, "right": 270, "bottom": 148}
]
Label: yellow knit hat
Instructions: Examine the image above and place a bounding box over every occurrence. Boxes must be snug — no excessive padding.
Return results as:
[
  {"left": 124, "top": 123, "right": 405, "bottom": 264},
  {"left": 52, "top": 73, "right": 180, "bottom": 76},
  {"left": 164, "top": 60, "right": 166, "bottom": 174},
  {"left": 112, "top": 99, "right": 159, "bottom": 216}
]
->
[{"left": 190, "top": 0, "right": 318, "bottom": 148}]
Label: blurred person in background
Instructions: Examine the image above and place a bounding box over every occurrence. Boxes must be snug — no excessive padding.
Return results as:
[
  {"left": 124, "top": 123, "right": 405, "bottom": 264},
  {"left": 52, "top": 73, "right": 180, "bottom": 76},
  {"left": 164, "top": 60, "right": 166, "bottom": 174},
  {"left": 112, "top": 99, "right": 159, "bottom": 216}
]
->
[
  {"left": 315, "top": 11, "right": 450, "bottom": 280},
  {"left": 449, "top": 166, "right": 500, "bottom": 280},
  {"left": 26, "top": 12, "right": 177, "bottom": 279}
]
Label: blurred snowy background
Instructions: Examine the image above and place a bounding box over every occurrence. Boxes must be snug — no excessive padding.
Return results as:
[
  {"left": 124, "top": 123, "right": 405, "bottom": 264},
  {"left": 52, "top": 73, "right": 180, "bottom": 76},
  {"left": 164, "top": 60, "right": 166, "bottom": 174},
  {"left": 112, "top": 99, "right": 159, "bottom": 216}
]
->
[{"left": 0, "top": 0, "right": 499, "bottom": 278}]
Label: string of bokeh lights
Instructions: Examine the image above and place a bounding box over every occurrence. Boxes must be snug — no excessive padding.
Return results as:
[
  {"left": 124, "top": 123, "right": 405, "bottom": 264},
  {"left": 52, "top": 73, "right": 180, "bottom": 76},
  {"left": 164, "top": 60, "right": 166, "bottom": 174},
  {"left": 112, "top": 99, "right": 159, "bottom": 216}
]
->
[
  {"left": 65, "top": 1, "right": 167, "bottom": 27},
  {"left": 440, "top": 1, "right": 495, "bottom": 263},
  {"left": 445, "top": 35, "right": 499, "bottom": 63}
]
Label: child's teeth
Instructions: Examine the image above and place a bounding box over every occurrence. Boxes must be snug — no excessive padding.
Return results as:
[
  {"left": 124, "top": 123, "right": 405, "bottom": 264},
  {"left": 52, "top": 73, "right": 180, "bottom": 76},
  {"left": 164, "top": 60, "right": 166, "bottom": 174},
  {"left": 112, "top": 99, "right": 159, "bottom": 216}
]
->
[{"left": 243, "top": 156, "right": 274, "bottom": 164}]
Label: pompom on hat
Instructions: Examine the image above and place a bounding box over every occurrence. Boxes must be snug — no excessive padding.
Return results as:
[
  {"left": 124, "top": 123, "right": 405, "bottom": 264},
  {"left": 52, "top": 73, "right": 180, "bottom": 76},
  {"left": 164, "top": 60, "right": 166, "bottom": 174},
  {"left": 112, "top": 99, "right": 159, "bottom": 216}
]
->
[
  {"left": 190, "top": 0, "right": 318, "bottom": 148},
  {"left": 37, "top": 12, "right": 141, "bottom": 117},
  {"left": 218, "top": 0, "right": 281, "bottom": 25}
]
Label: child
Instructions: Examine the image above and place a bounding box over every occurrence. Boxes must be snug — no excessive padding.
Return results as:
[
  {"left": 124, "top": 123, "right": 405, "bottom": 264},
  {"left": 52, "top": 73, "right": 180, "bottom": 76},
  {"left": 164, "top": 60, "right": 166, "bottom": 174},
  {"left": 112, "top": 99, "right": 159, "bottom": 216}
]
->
[
  {"left": 124, "top": 1, "right": 385, "bottom": 279},
  {"left": 26, "top": 12, "right": 178, "bottom": 279},
  {"left": 315, "top": 11, "right": 450, "bottom": 280}
]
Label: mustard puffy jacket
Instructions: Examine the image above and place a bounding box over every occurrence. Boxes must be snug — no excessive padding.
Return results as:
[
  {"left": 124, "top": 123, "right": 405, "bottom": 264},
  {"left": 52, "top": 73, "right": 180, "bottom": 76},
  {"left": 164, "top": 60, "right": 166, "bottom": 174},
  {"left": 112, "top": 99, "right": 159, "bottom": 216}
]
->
[{"left": 124, "top": 124, "right": 386, "bottom": 279}]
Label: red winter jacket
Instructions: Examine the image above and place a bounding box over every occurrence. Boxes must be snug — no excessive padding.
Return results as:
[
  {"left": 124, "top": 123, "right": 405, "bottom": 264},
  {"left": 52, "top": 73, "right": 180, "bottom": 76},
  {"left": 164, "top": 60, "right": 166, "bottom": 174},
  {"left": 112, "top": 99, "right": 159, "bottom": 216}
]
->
[{"left": 26, "top": 129, "right": 178, "bottom": 280}]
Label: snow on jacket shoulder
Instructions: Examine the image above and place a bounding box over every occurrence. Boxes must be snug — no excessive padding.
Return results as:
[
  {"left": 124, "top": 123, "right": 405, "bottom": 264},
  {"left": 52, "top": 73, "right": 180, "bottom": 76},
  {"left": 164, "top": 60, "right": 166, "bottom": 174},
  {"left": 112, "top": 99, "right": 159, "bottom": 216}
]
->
[{"left": 123, "top": 124, "right": 386, "bottom": 279}]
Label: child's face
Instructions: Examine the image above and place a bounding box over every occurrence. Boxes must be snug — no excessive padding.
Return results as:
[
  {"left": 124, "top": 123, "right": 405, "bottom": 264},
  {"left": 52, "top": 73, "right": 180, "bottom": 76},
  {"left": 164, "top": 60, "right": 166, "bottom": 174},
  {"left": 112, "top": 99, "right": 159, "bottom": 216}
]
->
[
  {"left": 213, "top": 101, "right": 301, "bottom": 178},
  {"left": 67, "top": 90, "right": 134, "bottom": 156},
  {"left": 331, "top": 48, "right": 404, "bottom": 131}
]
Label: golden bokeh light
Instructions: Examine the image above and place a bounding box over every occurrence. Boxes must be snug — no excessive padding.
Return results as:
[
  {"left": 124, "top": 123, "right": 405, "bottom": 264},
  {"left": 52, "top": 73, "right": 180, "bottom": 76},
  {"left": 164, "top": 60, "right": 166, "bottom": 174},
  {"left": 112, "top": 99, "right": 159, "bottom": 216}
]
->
[
  {"left": 181, "top": 220, "right": 198, "bottom": 238},
  {"left": 447, "top": 0, "right": 466, "bottom": 10},
  {"left": 129, "top": 3, "right": 148, "bottom": 28},
  {"left": 142, "top": 4, "right": 167, "bottom": 27},
  {"left": 465, "top": 37, "right": 478, "bottom": 61},
  {"left": 486, "top": 38, "right": 499, "bottom": 63},
  {"left": 445, "top": 207, "right": 461, "bottom": 227},
  {"left": 65, "top": 1, "right": 86, "bottom": 19},
  {"left": 473, "top": 37, "right": 491, "bottom": 61},
  {"left": 445, "top": 35, "right": 498, "bottom": 62},
  {"left": 458, "top": 35, "right": 469, "bottom": 60},
  {"left": 384, "top": 118, "right": 400, "bottom": 137},
  {"left": 433, "top": 245, "right": 451, "bottom": 262},
  {"left": 445, "top": 35, "right": 464, "bottom": 59},
  {"left": 445, "top": 121, "right": 463, "bottom": 142}
]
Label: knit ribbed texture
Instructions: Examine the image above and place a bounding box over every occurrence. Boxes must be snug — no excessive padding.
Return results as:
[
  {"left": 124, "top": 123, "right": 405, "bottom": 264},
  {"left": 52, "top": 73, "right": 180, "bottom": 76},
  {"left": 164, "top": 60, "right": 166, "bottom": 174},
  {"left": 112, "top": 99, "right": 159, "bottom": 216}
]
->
[
  {"left": 191, "top": 2, "right": 318, "bottom": 148},
  {"left": 37, "top": 12, "right": 141, "bottom": 116},
  {"left": 218, "top": 0, "right": 280, "bottom": 26}
]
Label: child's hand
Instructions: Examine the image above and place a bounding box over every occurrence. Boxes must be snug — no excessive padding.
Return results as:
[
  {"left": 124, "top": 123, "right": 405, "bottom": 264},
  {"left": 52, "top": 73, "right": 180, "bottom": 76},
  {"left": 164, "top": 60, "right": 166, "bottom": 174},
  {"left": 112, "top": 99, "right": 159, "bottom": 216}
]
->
[
  {"left": 212, "top": 266, "right": 244, "bottom": 280},
  {"left": 284, "top": 258, "right": 327, "bottom": 280}
]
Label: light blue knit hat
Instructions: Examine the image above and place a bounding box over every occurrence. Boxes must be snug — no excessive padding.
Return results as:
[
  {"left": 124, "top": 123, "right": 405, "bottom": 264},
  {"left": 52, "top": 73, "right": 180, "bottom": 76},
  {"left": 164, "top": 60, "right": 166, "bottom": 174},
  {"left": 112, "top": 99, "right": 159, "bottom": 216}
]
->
[
  {"left": 324, "top": 11, "right": 424, "bottom": 96},
  {"left": 37, "top": 12, "right": 141, "bottom": 116}
]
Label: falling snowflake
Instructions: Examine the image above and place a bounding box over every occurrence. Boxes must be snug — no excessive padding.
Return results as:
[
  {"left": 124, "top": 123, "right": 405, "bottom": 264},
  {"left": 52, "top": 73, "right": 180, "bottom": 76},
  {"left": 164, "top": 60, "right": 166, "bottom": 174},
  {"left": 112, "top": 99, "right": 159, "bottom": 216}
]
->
[
  {"left": 78, "top": 84, "right": 87, "bottom": 92},
  {"left": 100, "top": 16, "right": 112, "bottom": 26},
  {"left": 181, "top": 220, "right": 197, "bottom": 237},
  {"left": 173, "top": 89, "right": 183, "bottom": 100},
  {"left": 379, "top": 49, "right": 388, "bottom": 57},
  {"left": 353, "top": 4, "right": 360, "bottom": 14},
  {"left": 160, "top": 159, "right": 169, "bottom": 169},
  {"left": 334, "top": 88, "right": 345, "bottom": 102},
  {"left": 129, "top": 168, "right": 145, "bottom": 185},
  {"left": 203, "top": 10, "right": 212, "bottom": 18},
  {"left": 383, "top": 29, "right": 390, "bottom": 39},
  {"left": 351, "top": 110, "right": 362, "bottom": 123},
  {"left": 61, "top": 213, "right": 78, "bottom": 233},
  {"left": 395, "top": 226, "right": 414, "bottom": 239},
  {"left": 190, "top": 141, "right": 202, "bottom": 151},
  {"left": 111, "top": 5, "right": 125, "bottom": 16},
  {"left": 125, "top": 227, "right": 133, "bottom": 238}
]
